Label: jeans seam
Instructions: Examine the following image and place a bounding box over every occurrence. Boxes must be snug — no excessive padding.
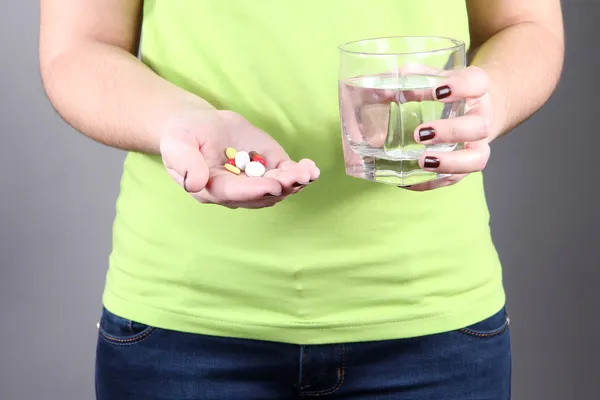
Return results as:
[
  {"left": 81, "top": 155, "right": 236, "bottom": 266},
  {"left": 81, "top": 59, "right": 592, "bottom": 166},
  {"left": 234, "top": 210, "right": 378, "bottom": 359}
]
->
[
  {"left": 99, "top": 327, "right": 158, "bottom": 346},
  {"left": 459, "top": 316, "right": 510, "bottom": 339},
  {"left": 301, "top": 344, "right": 345, "bottom": 397}
]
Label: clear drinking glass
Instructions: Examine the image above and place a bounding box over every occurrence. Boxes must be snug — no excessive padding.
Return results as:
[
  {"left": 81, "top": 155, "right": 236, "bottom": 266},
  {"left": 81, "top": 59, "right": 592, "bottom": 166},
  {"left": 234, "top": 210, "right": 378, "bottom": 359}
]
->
[{"left": 338, "top": 36, "right": 466, "bottom": 186}]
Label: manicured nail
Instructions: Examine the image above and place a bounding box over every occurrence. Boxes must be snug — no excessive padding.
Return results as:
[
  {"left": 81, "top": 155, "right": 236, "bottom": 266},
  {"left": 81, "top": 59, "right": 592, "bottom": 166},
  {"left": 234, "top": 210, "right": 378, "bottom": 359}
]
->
[
  {"left": 418, "top": 128, "right": 436, "bottom": 142},
  {"left": 292, "top": 182, "right": 304, "bottom": 188},
  {"left": 424, "top": 156, "right": 440, "bottom": 169},
  {"left": 435, "top": 85, "right": 452, "bottom": 100},
  {"left": 264, "top": 193, "right": 279, "bottom": 198},
  {"left": 183, "top": 170, "right": 189, "bottom": 192}
]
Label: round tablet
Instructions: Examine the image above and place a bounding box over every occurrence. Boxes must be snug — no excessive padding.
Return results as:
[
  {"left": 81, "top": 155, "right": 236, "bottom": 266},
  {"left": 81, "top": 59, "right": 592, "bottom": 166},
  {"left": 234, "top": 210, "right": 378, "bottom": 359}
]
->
[{"left": 244, "top": 161, "right": 266, "bottom": 177}]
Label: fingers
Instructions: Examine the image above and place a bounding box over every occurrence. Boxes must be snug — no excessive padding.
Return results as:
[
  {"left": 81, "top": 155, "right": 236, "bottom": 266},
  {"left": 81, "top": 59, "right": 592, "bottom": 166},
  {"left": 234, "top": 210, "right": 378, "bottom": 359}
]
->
[
  {"left": 219, "top": 196, "right": 287, "bottom": 210},
  {"left": 419, "top": 141, "right": 490, "bottom": 174},
  {"left": 414, "top": 114, "right": 492, "bottom": 144},
  {"left": 193, "top": 158, "right": 320, "bottom": 208},
  {"left": 395, "top": 66, "right": 489, "bottom": 102},
  {"left": 161, "top": 127, "right": 210, "bottom": 192},
  {"left": 205, "top": 172, "right": 284, "bottom": 202},
  {"left": 402, "top": 174, "right": 468, "bottom": 192},
  {"left": 195, "top": 191, "right": 288, "bottom": 210},
  {"left": 264, "top": 158, "right": 321, "bottom": 193},
  {"left": 432, "top": 66, "right": 490, "bottom": 102},
  {"left": 297, "top": 158, "right": 322, "bottom": 182},
  {"left": 413, "top": 87, "right": 493, "bottom": 145}
]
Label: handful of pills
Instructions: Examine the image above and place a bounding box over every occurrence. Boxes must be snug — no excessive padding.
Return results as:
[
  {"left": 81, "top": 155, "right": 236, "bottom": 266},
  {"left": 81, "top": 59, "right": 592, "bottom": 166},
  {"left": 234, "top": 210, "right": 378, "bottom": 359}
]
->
[{"left": 224, "top": 147, "right": 267, "bottom": 177}]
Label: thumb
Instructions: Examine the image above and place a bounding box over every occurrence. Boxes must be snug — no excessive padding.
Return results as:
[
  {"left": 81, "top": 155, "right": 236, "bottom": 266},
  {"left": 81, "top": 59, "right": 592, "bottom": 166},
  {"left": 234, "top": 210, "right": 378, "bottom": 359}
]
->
[{"left": 160, "top": 127, "right": 209, "bottom": 193}]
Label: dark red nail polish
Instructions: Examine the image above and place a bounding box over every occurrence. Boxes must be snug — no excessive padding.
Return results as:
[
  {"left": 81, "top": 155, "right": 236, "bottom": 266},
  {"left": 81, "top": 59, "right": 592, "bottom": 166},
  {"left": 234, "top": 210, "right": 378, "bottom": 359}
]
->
[
  {"left": 424, "top": 156, "right": 440, "bottom": 169},
  {"left": 419, "top": 128, "right": 436, "bottom": 142},
  {"left": 435, "top": 85, "right": 452, "bottom": 100},
  {"left": 183, "top": 170, "right": 189, "bottom": 192}
]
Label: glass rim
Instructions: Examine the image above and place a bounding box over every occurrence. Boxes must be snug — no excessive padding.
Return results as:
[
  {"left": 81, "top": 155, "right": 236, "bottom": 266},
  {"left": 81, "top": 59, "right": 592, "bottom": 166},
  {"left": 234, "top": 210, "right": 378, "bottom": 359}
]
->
[{"left": 338, "top": 35, "right": 465, "bottom": 56}]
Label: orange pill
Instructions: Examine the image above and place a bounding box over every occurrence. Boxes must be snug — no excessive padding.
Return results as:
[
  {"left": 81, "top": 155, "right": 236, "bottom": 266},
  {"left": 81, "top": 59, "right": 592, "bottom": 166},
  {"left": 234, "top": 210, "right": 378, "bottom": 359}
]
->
[{"left": 252, "top": 156, "right": 266, "bottom": 167}]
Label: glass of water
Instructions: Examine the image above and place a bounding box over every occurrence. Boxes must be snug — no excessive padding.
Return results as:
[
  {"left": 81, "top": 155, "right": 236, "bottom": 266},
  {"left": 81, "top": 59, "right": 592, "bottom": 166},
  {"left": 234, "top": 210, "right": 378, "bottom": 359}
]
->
[{"left": 338, "top": 36, "right": 466, "bottom": 186}]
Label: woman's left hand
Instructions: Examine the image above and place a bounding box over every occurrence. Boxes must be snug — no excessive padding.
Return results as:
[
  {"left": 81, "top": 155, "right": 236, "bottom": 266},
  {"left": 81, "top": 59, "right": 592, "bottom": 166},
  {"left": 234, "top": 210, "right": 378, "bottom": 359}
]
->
[{"left": 404, "top": 66, "right": 494, "bottom": 191}]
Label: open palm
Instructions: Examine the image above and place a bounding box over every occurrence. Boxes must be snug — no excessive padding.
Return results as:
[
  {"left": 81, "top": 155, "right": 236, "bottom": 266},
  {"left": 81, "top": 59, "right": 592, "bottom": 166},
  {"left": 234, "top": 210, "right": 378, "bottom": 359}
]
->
[{"left": 160, "top": 110, "right": 320, "bottom": 209}]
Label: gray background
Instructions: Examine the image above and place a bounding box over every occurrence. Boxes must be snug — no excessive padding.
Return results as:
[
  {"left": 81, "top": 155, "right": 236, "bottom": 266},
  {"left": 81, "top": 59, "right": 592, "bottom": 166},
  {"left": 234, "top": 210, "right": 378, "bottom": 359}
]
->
[{"left": 1, "top": 1, "right": 598, "bottom": 399}]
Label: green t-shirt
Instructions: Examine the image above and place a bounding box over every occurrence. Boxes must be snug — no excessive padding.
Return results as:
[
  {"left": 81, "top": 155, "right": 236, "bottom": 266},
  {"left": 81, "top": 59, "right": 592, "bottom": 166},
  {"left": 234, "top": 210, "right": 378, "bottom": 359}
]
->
[{"left": 102, "top": 0, "right": 505, "bottom": 345}]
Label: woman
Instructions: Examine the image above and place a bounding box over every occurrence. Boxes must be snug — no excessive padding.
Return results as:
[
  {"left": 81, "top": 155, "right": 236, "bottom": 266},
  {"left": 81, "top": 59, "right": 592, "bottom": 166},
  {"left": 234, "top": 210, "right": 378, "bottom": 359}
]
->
[{"left": 39, "top": 0, "right": 563, "bottom": 398}]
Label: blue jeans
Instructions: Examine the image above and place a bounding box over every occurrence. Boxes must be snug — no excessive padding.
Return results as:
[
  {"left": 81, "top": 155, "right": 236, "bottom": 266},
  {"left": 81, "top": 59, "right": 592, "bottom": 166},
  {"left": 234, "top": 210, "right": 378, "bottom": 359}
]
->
[{"left": 95, "top": 306, "right": 511, "bottom": 399}]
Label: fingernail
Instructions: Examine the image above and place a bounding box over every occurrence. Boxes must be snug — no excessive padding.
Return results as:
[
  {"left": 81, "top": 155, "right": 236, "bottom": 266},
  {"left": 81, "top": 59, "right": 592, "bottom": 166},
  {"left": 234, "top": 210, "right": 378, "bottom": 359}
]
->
[
  {"left": 183, "top": 170, "right": 189, "bottom": 192},
  {"left": 292, "top": 182, "right": 304, "bottom": 188},
  {"left": 418, "top": 127, "right": 436, "bottom": 142},
  {"left": 424, "top": 156, "right": 440, "bottom": 169},
  {"left": 264, "top": 193, "right": 280, "bottom": 198},
  {"left": 435, "top": 85, "right": 452, "bottom": 100}
]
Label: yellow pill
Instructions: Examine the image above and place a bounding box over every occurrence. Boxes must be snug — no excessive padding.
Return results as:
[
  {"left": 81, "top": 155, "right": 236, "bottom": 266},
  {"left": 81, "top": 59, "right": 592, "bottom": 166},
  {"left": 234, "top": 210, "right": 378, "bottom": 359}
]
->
[
  {"left": 225, "top": 147, "right": 237, "bottom": 159},
  {"left": 224, "top": 163, "right": 241, "bottom": 175}
]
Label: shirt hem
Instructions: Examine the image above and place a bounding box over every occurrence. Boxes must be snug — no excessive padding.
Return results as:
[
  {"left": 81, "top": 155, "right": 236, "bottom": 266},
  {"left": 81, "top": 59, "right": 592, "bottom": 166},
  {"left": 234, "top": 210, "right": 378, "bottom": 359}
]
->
[{"left": 102, "top": 285, "right": 506, "bottom": 345}]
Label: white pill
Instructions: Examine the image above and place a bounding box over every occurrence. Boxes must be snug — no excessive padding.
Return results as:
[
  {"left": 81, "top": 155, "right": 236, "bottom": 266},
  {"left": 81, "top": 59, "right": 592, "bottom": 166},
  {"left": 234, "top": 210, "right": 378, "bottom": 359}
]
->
[
  {"left": 235, "top": 151, "right": 250, "bottom": 171},
  {"left": 245, "top": 161, "right": 266, "bottom": 177}
]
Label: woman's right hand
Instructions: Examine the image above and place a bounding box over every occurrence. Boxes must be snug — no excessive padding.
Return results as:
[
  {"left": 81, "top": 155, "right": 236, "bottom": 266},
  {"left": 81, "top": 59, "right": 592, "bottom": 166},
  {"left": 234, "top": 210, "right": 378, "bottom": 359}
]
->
[{"left": 160, "top": 110, "right": 320, "bottom": 209}]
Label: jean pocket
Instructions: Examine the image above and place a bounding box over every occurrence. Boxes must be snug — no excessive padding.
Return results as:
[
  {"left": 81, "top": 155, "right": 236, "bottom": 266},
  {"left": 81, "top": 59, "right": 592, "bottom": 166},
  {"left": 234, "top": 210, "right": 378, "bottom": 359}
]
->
[
  {"left": 458, "top": 307, "right": 510, "bottom": 339},
  {"left": 98, "top": 307, "right": 158, "bottom": 346}
]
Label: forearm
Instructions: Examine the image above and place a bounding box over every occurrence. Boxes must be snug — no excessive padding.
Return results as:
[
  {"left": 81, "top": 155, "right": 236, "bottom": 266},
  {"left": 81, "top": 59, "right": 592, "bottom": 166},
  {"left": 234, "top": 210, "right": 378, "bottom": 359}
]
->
[
  {"left": 40, "top": 41, "right": 215, "bottom": 154},
  {"left": 468, "top": 22, "right": 564, "bottom": 141}
]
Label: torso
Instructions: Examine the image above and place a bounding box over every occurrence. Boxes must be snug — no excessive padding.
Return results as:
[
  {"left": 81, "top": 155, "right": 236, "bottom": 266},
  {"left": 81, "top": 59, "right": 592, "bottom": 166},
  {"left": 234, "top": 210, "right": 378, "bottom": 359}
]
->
[{"left": 102, "top": 0, "right": 505, "bottom": 344}]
